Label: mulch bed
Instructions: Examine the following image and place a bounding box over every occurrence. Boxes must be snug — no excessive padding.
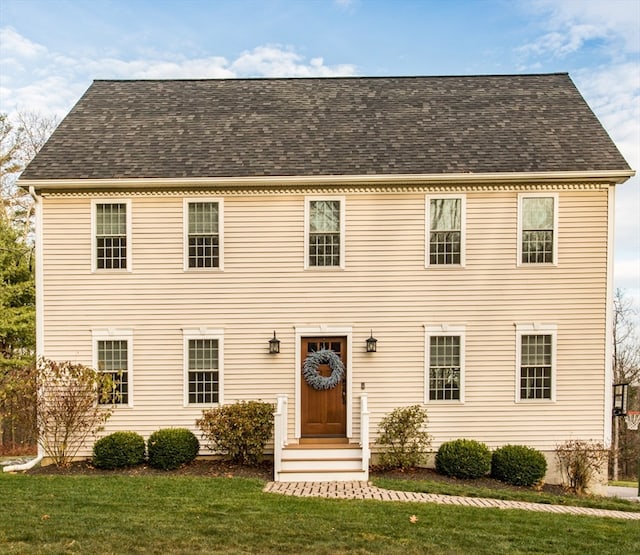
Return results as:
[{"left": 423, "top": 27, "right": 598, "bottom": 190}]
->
[
  {"left": 371, "top": 465, "right": 568, "bottom": 496},
  {"left": 27, "top": 459, "right": 274, "bottom": 480}
]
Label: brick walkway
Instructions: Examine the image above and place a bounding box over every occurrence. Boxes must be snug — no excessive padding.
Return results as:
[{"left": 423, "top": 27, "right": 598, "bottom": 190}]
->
[{"left": 264, "top": 481, "right": 640, "bottom": 520}]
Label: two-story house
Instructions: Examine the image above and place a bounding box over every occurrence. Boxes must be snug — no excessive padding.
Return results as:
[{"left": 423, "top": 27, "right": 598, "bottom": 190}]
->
[{"left": 20, "top": 74, "right": 633, "bottom": 482}]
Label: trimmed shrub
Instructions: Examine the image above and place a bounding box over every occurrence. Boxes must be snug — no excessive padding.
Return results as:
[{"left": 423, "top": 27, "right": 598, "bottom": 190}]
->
[
  {"left": 435, "top": 439, "right": 491, "bottom": 479},
  {"left": 197, "top": 401, "right": 274, "bottom": 466},
  {"left": 375, "top": 405, "right": 432, "bottom": 470},
  {"left": 491, "top": 444, "right": 547, "bottom": 486},
  {"left": 92, "top": 431, "right": 146, "bottom": 469},
  {"left": 147, "top": 428, "right": 199, "bottom": 470}
]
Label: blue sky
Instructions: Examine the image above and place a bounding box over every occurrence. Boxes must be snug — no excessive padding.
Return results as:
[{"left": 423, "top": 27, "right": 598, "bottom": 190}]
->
[{"left": 1, "top": 0, "right": 638, "bottom": 304}]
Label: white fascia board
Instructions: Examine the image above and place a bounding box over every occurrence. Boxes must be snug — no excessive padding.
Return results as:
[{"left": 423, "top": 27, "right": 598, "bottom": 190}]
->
[{"left": 21, "top": 169, "right": 636, "bottom": 192}]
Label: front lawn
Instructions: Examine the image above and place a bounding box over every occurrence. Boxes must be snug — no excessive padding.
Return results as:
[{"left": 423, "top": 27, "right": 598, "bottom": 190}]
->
[{"left": 1, "top": 473, "right": 639, "bottom": 554}]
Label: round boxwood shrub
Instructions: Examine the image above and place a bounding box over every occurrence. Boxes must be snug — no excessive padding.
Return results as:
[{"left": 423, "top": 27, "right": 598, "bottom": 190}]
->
[
  {"left": 92, "top": 431, "right": 146, "bottom": 469},
  {"left": 435, "top": 439, "right": 491, "bottom": 479},
  {"left": 491, "top": 444, "right": 547, "bottom": 486},
  {"left": 147, "top": 428, "right": 200, "bottom": 470}
]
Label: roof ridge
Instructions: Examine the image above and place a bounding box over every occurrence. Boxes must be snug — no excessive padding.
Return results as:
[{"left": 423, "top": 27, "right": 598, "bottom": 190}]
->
[{"left": 92, "top": 73, "right": 570, "bottom": 84}]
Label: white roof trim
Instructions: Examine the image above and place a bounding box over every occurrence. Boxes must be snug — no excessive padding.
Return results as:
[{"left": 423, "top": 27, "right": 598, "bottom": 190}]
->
[{"left": 22, "top": 169, "right": 635, "bottom": 191}]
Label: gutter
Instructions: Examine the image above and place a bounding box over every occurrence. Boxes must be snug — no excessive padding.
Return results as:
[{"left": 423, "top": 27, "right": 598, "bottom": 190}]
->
[{"left": 20, "top": 169, "right": 636, "bottom": 193}]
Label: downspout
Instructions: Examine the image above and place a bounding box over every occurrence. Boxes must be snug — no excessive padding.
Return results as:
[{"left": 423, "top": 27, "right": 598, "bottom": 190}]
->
[{"left": 4, "top": 186, "right": 46, "bottom": 472}]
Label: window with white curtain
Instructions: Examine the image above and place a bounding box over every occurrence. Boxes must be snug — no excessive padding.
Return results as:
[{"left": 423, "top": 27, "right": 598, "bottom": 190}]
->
[{"left": 305, "top": 197, "right": 345, "bottom": 269}]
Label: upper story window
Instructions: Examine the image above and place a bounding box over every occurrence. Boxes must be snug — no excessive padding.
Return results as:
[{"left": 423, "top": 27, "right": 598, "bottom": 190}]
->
[
  {"left": 93, "top": 329, "right": 133, "bottom": 406},
  {"left": 305, "top": 197, "right": 345, "bottom": 269},
  {"left": 183, "top": 329, "right": 224, "bottom": 406},
  {"left": 425, "top": 325, "right": 465, "bottom": 402},
  {"left": 426, "top": 195, "right": 465, "bottom": 266},
  {"left": 93, "top": 201, "right": 131, "bottom": 271},
  {"left": 184, "top": 199, "right": 223, "bottom": 270},
  {"left": 516, "top": 324, "right": 557, "bottom": 402},
  {"left": 518, "top": 194, "right": 558, "bottom": 265}
]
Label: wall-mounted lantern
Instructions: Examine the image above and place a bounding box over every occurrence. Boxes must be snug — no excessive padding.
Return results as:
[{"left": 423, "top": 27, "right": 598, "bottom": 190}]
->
[
  {"left": 269, "top": 331, "right": 280, "bottom": 354},
  {"left": 366, "top": 330, "right": 377, "bottom": 353},
  {"left": 613, "top": 382, "right": 629, "bottom": 416}
]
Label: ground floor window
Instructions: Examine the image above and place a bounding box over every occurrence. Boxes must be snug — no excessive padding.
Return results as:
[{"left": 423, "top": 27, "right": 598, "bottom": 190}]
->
[
  {"left": 183, "top": 329, "right": 224, "bottom": 405},
  {"left": 93, "top": 329, "right": 133, "bottom": 406},
  {"left": 516, "top": 324, "right": 556, "bottom": 401},
  {"left": 425, "top": 325, "right": 465, "bottom": 402}
]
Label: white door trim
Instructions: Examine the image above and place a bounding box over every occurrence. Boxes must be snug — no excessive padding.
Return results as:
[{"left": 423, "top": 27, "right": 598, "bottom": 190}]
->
[{"left": 294, "top": 326, "right": 353, "bottom": 439}]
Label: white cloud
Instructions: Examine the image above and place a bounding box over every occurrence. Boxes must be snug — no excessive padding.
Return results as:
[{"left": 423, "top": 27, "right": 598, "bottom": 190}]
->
[
  {"left": 573, "top": 64, "right": 640, "bottom": 170},
  {"left": 0, "top": 28, "right": 357, "bottom": 117},
  {"left": 0, "top": 27, "right": 47, "bottom": 60},
  {"left": 230, "top": 46, "right": 356, "bottom": 77},
  {"left": 520, "top": 0, "right": 640, "bottom": 57}
]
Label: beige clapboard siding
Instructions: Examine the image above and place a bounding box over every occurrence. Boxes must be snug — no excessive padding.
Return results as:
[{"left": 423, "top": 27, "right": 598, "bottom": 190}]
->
[{"left": 40, "top": 187, "right": 610, "bottom": 456}]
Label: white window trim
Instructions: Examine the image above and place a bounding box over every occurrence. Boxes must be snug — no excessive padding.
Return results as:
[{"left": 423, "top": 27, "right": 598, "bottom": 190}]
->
[
  {"left": 91, "top": 199, "right": 132, "bottom": 273},
  {"left": 424, "top": 324, "right": 465, "bottom": 403},
  {"left": 182, "top": 328, "right": 224, "bottom": 408},
  {"left": 183, "top": 198, "right": 224, "bottom": 272},
  {"left": 517, "top": 192, "right": 559, "bottom": 267},
  {"left": 304, "top": 196, "right": 346, "bottom": 270},
  {"left": 92, "top": 328, "right": 134, "bottom": 408},
  {"left": 425, "top": 194, "right": 466, "bottom": 268},
  {"left": 515, "top": 323, "right": 557, "bottom": 402}
]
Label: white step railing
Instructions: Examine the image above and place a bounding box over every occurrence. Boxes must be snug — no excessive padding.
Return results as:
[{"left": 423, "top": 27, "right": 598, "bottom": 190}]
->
[
  {"left": 273, "top": 394, "right": 288, "bottom": 480},
  {"left": 360, "top": 393, "right": 370, "bottom": 472},
  {"left": 274, "top": 392, "right": 370, "bottom": 481}
]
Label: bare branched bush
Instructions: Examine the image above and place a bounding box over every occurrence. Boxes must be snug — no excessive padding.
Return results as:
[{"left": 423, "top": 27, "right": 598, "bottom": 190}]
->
[
  {"left": 37, "top": 358, "right": 115, "bottom": 467},
  {"left": 555, "top": 439, "right": 609, "bottom": 495}
]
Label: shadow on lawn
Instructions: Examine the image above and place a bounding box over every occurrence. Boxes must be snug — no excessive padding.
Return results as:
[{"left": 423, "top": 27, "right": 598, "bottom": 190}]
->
[{"left": 27, "top": 458, "right": 568, "bottom": 496}]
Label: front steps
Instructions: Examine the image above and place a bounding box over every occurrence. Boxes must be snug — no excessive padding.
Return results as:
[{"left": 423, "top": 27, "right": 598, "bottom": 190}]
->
[{"left": 275, "top": 440, "right": 368, "bottom": 482}]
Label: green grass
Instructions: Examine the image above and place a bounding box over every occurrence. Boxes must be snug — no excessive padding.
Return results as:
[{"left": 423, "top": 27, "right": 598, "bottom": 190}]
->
[
  {"left": 372, "top": 477, "right": 640, "bottom": 513},
  {"left": 610, "top": 480, "right": 639, "bottom": 488},
  {"left": 1, "top": 474, "right": 639, "bottom": 554}
]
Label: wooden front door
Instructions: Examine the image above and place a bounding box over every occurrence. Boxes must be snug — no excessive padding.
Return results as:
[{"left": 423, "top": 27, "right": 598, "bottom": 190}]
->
[{"left": 301, "top": 337, "right": 347, "bottom": 437}]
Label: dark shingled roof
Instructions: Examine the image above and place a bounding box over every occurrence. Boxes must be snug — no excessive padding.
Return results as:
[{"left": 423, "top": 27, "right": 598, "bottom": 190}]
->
[{"left": 21, "top": 74, "right": 630, "bottom": 181}]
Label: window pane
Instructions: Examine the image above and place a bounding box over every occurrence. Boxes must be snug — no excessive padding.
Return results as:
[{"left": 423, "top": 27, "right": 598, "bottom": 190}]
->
[
  {"left": 188, "top": 236, "right": 219, "bottom": 268},
  {"left": 429, "top": 336, "right": 461, "bottom": 401},
  {"left": 430, "top": 199, "right": 461, "bottom": 264},
  {"left": 430, "top": 231, "right": 461, "bottom": 265},
  {"left": 522, "top": 197, "right": 554, "bottom": 263},
  {"left": 309, "top": 233, "right": 340, "bottom": 266},
  {"left": 522, "top": 230, "right": 553, "bottom": 263},
  {"left": 520, "top": 335, "right": 552, "bottom": 399},
  {"left": 309, "top": 200, "right": 341, "bottom": 267},
  {"left": 310, "top": 201, "right": 340, "bottom": 233},
  {"left": 188, "top": 202, "right": 218, "bottom": 234},
  {"left": 98, "top": 340, "right": 128, "bottom": 405},
  {"left": 97, "top": 237, "right": 127, "bottom": 269},
  {"left": 430, "top": 198, "right": 460, "bottom": 231},
  {"left": 96, "top": 204, "right": 127, "bottom": 269},
  {"left": 188, "top": 339, "right": 219, "bottom": 404},
  {"left": 96, "top": 203, "right": 126, "bottom": 236},
  {"left": 523, "top": 197, "right": 553, "bottom": 230},
  {"left": 188, "top": 202, "right": 219, "bottom": 268}
]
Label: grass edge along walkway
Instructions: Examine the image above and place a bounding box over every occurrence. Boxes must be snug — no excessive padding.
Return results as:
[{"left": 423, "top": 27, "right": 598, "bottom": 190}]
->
[{"left": 264, "top": 481, "right": 640, "bottom": 520}]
